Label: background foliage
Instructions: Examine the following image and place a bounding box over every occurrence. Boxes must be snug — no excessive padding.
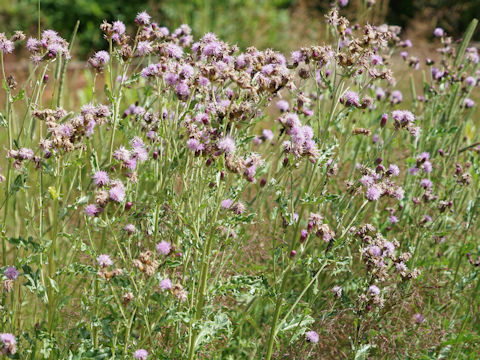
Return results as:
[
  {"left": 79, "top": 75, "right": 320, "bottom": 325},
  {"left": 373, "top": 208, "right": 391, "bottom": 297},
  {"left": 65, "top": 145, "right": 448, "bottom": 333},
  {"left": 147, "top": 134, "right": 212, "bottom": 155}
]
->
[{"left": 0, "top": 0, "right": 478, "bottom": 58}]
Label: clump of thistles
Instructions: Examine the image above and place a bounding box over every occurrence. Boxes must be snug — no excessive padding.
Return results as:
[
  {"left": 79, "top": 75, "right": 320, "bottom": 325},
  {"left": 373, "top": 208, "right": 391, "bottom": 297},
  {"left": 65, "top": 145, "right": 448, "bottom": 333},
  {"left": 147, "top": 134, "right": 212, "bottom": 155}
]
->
[
  {"left": 353, "top": 224, "right": 420, "bottom": 308},
  {"left": 279, "top": 113, "right": 319, "bottom": 162}
]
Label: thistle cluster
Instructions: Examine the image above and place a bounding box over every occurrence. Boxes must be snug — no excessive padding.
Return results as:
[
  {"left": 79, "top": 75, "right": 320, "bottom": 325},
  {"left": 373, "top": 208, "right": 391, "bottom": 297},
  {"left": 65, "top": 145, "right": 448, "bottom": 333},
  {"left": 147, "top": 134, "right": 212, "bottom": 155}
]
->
[{"left": 354, "top": 224, "right": 420, "bottom": 308}]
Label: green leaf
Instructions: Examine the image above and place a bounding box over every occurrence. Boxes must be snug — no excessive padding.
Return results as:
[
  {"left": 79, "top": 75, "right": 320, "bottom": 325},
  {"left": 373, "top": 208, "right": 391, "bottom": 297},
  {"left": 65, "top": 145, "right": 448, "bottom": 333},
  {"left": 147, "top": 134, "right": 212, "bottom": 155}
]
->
[{"left": 354, "top": 344, "right": 373, "bottom": 360}]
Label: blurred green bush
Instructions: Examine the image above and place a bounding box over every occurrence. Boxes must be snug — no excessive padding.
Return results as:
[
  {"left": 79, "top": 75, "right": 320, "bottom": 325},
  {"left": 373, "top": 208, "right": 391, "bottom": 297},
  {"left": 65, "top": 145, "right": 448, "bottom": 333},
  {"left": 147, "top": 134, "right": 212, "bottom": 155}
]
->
[
  {"left": 0, "top": 0, "right": 292, "bottom": 58},
  {"left": 0, "top": 0, "right": 477, "bottom": 59}
]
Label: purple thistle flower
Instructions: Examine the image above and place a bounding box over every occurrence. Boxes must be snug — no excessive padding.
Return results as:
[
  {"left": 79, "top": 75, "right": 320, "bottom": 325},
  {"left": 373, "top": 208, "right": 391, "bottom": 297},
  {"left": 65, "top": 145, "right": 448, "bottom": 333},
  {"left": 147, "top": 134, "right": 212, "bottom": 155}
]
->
[
  {"left": 302, "top": 126, "right": 314, "bottom": 140},
  {"left": 388, "top": 164, "right": 400, "bottom": 176},
  {"left": 376, "top": 87, "right": 385, "bottom": 100},
  {"left": 203, "top": 41, "right": 223, "bottom": 57},
  {"left": 18, "top": 148, "right": 34, "bottom": 160},
  {"left": 261, "top": 64, "right": 275, "bottom": 75},
  {"left": 0, "top": 35, "right": 14, "bottom": 54},
  {"left": 85, "top": 204, "right": 100, "bottom": 217},
  {"left": 253, "top": 136, "right": 263, "bottom": 145},
  {"left": 368, "top": 285, "right": 380, "bottom": 295},
  {"left": 160, "top": 278, "right": 172, "bottom": 290},
  {"left": 384, "top": 241, "right": 395, "bottom": 255},
  {"left": 165, "top": 43, "right": 183, "bottom": 59},
  {"left": 396, "top": 262, "right": 408, "bottom": 273},
  {"left": 221, "top": 199, "right": 234, "bottom": 210},
  {"left": 132, "top": 146, "right": 148, "bottom": 163},
  {"left": 276, "top": 100, "right": 289, "bottom": 112},
  {"left": 112, "top": 20, "right": 126, "bottom": 35},
  {"left": 422, "top": 161, "right": 433, "bottom": 173},
  {"left": 97, "top": 254, "right": 113, "bottom": 267},
  {"left": 360, "top": 175, "right": 375, "bottom": 187},
  {"left": 391, "top": 90, "right": 403, "bottom": 104},
  {"left": 305, "top": 330, "right": 319, "bottom": 343},
  {"left": 124, "top": 224, "right": 136, "bottom": 235},
  {"left": 113, "top": 147, "right": 131, "bottom": 162},
  {"left": 466, "top": 76, "right": 476, "bottom": 87},
  {"left": 156, "top": 241, "right": 171, "bottom": 255},
  {"left": 342, "top": 90, "right": 360, "bottom": 107},
  {"left": 368, "top": 245, "right": 382, "bottom": 257},
  {"left": 291, "top": 50, "right": 305, "bottom": 64},
  {"left": 218, "top": 136, "right": 236, "bottom": 154},
  {"left": 262, "top": 129, "right": 274, "bottom": 141},
  {"left": 94, "top": 50, "right": 110, "bottom": 64},
  {"left": 0, "top": 333, "right": 16, "bottom": 355},
  {"left": 26, "top": 37, "right": 41, "bottom": 52},
  {"left": 58, "top": 123, "right": 73, "bottom": 137},
  {"left": 414, "top": 313, "right": 425, "bottom": 324},
  {"left": 93, "top": 171, "right": 109, "bottom": 186},
  {"left": 389, "top": 215, "right": 399, "bottom": 224},
  {"left": 391, "top": 110, "right": 415, "bottom": 126},
  {"left": 109, "top": 185, "right": 126, "bottom": 202},
  {"left": 417, "top": 152, "right": 430, "bottom": 162},
  {"left": 464, "top": 98, "right": 475, "bottom": 108},
  {"left": 433, "top": 27, "right": 444, "bottom": 37},
  {"left": 371, "top": 54, "right": 382, "bottom": 65},
  {"left": 135, "top": 11, "right": 151, "bottom": 25},
  {"left": 164, "top": 72, "right": 179, "bottom": 86},
  {"left": 175, "top": 82, "right": 190, "bottom": 100},
  {"left": 366, "top": 186, "right": 382, "bottom": 201},
  {"left": 134, "top": 349, "right": 149, "bottom": 360},
  {"left": 244, "top": 165, "right": 256, "bottom": 179},
  {"left": 331, "top": 285, "right": 342, "bottom": 297},
  {"left": 409, "top": 167, "right": 419, "bottom": 175},
  {"left": 300, "top": 229, "right": 308, "bottom": 241},
  {"left": 282, "top": 113, "right": 300, "bottom": 129},
  {"left": 393, "top": 187, "right": 405, "bottom": 201},
  {"left": 125, "top": 158, "right": 137, "bottom": 170},
  {"left": 186, "top": 138, "right": 204, "bottom": 152},
  {"left": 180, "top": 65, "right": 194, "bottom": 79},
  {"left": 338, "top": 0, "right": 349, "bottom": 7},
  {"left": 137, "top": 41, "right": 153, "bottom": 56},
  {"left": 0, "top": 333, "right": 15, "bottom": 344},
  {"left": 4, "top": 266, "right": 18, "bottom": 280},
  {"left": 130, "top": 136, "right": 145, "bottom": 149},
  {"left": 420, "top": 179, "right": 432, "bottom": 189}
]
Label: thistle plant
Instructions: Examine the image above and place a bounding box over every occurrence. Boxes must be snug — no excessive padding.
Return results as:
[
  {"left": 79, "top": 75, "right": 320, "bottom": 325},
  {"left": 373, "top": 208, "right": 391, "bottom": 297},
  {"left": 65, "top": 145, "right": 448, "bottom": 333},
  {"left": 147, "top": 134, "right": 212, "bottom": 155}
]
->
[{"left": 0, "top": 3, "right": 479, "bottom": 359}]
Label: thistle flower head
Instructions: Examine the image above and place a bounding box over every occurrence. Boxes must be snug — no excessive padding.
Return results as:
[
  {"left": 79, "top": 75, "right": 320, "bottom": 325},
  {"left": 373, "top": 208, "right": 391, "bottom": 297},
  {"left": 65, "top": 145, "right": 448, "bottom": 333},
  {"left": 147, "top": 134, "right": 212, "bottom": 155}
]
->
[
  {"left": 156, "top": 241, "right": 171, "bottom": 255},
  {"left": 420, "top": 178, "right": 432, "bottom": 189},
  {"left": 331, "top": 285, "right": 342, "bottom": 297},
  {"left": 0, "top": 333, "right": 16, "bottom": 355},
  {"left": 160, "top": 278, "right": 172, "bottom": 290},
  {"left": 123, "top": 224, "right": 136, "bottom": 235},
  {"left": 276, "top": 100, "right": 289, "bottom": 112},
  {"left": 135, "top": 11, "right": 151, "bottom": 25},
  {"left": 368, "top": 285, "right": 380, "bottom": 295},
  {"left": 93, "top": 171, "right": 109, "bottom": 186},
  {"left": 221, "top": 199, "right": 234, "bottom": 210},
  {"left": 97, "top": 254, "right": 113, "bottom": 267},
  {"left": 433, "top": 27, "right": 444, "bottom": 37},
  {"left": 112, "top": 20, "right": 126, "bottom": 35},
  {"left": 0, "top": 34, "right": 14, "bottom": 54},
  {"left": 217, "top": 136, "right": 236, "bottom": 154},
  {"left": 366, "top": 186, "right": 382, "bottom": 201},
  {"left": 305, "top": 330, "right": 319, "bottom": 343},
  {"left": 4, "top": 266, "right": 18, "bottom": 280},
  {"left": 134, "top": 349, "right": 149, "bottom": 359},
  {"left": 341, "top": 90, "right": 360, "bottom": 107},
  {"left": 109, "top": 184, "right": 126, "bottom": 202}
]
